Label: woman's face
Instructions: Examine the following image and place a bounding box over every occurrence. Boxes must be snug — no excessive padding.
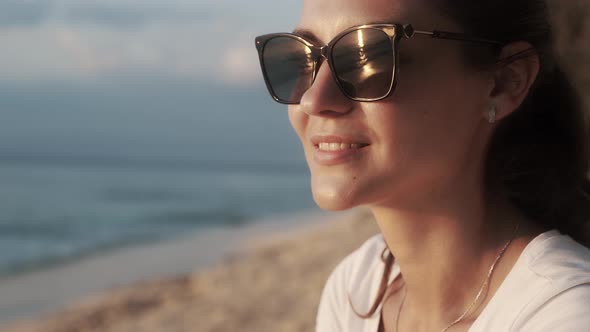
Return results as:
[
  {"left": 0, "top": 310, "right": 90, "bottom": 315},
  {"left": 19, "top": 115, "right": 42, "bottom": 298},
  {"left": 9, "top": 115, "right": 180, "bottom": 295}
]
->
[{"left": 288, "top": 0, "right": 494, "bottom": 211}]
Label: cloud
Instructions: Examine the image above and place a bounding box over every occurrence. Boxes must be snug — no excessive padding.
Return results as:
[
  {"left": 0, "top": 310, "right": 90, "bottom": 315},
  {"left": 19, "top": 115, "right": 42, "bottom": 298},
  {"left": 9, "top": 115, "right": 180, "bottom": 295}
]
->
[
  {"left": 0, "top": 0, "right": 301, "bottom": 83},
  {"left": 0, "top": 0, "right": 227, "bottom": 28},
  {"left": 220, "top": 40, "right": 263, "bottom": 86},
  {"left": 62, "top": 3, "right": 221, "bottom": 28},
  {"left": 0, "top": 0, "right": 52, "bottom": 27},
  {"left": 0, "top": 0, "right": 301, "bottom": 28},
  {"left": 64, "top": 5, "right": 162, "bottom": 27}
]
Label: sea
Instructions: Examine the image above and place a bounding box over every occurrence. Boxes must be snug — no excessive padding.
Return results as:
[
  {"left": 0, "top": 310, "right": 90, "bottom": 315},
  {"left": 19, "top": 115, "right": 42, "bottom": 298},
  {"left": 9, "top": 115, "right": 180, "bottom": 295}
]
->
[
  {"left": 0, "top": 159, "right": 315, "bottom": 278},
  {"left": 0, "top": 80, "right": 317, "bottom": 278}
]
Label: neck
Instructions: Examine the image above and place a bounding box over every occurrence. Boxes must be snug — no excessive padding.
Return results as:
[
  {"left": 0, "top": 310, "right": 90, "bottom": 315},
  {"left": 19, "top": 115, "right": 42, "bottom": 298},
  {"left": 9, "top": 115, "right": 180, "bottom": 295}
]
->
[{"left": 371, "top": 182, "right": 528, "bottom": 327}]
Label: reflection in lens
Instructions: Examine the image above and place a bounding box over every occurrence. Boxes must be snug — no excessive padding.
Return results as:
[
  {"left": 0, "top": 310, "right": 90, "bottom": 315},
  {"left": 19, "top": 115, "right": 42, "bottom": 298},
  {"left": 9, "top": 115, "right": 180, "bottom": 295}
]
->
[
  {"left": 263, "top": 37, "right": 314, "bottom": 103},
  {"left": 332, "top": 28, "right": 394, "bottom": 99}
]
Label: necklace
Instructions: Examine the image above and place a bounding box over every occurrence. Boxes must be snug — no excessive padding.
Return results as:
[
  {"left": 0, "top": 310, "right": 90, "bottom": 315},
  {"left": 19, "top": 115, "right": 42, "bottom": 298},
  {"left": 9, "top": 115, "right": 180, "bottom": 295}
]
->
[{"left": 395, "top": 223, "right": 520, "bottom": 332}]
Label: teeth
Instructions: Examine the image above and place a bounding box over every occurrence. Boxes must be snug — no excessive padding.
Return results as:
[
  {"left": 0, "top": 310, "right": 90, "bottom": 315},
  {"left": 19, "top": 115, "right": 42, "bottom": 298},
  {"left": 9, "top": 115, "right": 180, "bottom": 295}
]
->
[{"left": 318, "top": 143, "right": 363, "bottom": 151}]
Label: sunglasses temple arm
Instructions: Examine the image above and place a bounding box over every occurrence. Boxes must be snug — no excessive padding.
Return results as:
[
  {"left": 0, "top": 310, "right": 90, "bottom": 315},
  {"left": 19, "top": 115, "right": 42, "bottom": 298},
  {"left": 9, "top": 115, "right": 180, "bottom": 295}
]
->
[{"left": 412, "top": 30, "right": 503, "bottom": 46}]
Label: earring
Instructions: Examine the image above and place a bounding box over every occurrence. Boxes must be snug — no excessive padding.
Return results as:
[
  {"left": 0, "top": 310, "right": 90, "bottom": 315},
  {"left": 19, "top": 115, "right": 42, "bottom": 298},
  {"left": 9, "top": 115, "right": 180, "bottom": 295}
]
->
[{"left": 487, "top": 105, "right": 497, "bottom": 124}]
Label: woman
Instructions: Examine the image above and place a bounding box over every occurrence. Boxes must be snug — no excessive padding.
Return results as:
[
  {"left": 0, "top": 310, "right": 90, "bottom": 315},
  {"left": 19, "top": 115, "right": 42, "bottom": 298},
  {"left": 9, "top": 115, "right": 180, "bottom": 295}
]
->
[{"left": 255, "top": 0, "right": 590, "bottom": 331}]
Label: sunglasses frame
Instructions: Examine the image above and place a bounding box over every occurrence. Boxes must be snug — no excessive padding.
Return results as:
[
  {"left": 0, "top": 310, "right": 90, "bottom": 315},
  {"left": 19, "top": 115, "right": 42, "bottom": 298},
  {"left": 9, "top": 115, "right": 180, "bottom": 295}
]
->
[{"left": 255, "top": 23, "right": 503, "bottom": 105}]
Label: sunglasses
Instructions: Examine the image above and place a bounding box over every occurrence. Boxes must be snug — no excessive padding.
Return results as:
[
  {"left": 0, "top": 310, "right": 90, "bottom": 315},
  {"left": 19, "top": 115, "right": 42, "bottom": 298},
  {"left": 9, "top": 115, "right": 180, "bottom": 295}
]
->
[{"left": 255, "top": 23, "right": 502, "bottom": 104}]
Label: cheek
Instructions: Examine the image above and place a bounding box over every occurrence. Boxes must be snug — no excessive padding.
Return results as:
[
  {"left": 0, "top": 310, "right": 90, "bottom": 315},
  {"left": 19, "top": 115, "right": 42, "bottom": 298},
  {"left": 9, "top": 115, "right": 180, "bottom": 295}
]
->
[
  {"left": 288, "top": 108, "right": 308, "bottom": 142},
  {"left": 396, "top": 45, "right": 488, "bottom": 105},
  {"left": 368, "top": 85, "right": 481, "bottom": 179},
  {"left": 394, "top": 59, "right": 488, "bottom": 131}
]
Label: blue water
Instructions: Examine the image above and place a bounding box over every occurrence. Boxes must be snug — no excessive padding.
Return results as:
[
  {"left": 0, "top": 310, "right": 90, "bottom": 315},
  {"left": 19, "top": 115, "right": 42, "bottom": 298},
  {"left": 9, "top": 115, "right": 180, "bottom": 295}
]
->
[{"left": 0, "top": 160, "right": 315, "bottom": 277}]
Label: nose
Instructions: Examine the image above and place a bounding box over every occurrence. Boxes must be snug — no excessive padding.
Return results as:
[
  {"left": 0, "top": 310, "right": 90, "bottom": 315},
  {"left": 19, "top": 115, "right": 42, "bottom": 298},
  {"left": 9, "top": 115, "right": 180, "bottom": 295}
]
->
[{"left": 298, "top": 59, "right": 354, "bottom": 117}]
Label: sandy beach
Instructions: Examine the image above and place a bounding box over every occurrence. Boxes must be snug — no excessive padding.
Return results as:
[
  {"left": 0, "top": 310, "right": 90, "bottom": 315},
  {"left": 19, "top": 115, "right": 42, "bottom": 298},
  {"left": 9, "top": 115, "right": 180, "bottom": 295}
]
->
[{"left": 0, "top": 208, "right": 380, "bottom": 332}]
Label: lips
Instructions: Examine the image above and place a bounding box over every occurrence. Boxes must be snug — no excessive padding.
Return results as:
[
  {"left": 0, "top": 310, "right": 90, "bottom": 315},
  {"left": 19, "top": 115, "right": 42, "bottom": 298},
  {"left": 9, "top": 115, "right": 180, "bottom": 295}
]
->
[{"left": 310, "top": 135, "right": 370, "bottom": 166}]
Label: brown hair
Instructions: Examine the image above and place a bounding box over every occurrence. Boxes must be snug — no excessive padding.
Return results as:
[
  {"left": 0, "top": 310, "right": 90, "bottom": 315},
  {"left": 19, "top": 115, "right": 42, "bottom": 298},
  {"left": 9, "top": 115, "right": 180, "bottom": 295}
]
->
[{"left": 352, "top": 0, "right": 590, "bottom": 318}]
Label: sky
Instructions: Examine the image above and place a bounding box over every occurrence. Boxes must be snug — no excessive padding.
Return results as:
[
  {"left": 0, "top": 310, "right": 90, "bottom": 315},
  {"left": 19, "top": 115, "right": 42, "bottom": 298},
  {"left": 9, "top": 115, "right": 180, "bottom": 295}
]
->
[
  {"left": 0, "top": 0, "right": 300, "bottom": 84},
  {"left": 0, "top": 0, "right": 306, "bottom": 167}
]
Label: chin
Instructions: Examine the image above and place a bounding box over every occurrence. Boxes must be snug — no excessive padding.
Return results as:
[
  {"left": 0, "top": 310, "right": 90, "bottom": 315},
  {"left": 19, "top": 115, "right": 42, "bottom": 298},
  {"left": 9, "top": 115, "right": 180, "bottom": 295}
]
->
[
  {"left": 310, "top": 182, "right": 360, "bottom": 211},
  {"left": 313, "top": 198, "right": 357, "bottom": 211}
]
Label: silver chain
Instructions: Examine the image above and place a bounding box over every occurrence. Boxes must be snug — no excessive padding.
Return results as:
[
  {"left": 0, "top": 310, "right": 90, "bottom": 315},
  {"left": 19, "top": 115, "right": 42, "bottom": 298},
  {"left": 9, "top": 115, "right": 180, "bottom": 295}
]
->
[{"left": 395, "top": 223, "right": 520, "bottom": 332}]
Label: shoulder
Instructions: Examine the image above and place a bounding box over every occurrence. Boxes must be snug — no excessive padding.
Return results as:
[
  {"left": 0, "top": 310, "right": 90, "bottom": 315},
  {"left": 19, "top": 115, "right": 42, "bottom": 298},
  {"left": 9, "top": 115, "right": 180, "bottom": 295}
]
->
[
  {"left": 515, "top": 230, "right": 590, "bottom": 331},
  {"left": 316, "top": 233, "right": 394, "bottom": 332},
  {"left": 525, "top": 230, "right": 590, "bottom": 285},
  {"left": 473, "top": 230, "right": 590, "bottom": 331},
  {"left": 518, "top": 283, "right": 590, "bottom": 332}
]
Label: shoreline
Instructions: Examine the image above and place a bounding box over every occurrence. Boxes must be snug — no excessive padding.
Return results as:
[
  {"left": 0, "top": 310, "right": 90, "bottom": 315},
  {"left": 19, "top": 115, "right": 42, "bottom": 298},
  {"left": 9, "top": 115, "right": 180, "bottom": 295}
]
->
[{"left": 0, "top": 208, "right": 377, "bottom": 330}]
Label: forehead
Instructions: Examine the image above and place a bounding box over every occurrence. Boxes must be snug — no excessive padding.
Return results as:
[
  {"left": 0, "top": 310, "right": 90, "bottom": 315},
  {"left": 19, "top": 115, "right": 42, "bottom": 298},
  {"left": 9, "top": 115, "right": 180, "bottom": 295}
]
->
[{"left": 297, "top": 0, "right": 449, "bottom": 43}]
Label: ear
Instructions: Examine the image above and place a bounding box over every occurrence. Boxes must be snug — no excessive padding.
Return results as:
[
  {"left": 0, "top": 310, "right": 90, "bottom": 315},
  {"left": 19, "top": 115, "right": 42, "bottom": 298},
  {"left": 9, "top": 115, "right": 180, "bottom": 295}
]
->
[{"left": 487, "top": 41, "right": 540, "bottom": 122}]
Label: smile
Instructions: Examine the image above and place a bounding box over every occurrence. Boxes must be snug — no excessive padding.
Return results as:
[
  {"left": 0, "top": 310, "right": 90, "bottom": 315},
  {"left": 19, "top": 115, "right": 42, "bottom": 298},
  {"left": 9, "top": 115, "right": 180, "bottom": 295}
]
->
[
  {"left": 316, "top": 143, "right": 368, "bottom": 151},
  {"left": 310, "top": 135, "right": 370, "bottom": 166}
]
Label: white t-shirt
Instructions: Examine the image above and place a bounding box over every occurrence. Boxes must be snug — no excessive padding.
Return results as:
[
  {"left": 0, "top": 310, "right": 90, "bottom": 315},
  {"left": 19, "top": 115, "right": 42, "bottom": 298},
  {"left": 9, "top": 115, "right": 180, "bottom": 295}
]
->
[{"left": 316, "top": 230, "right": 590, "bottom": 331}]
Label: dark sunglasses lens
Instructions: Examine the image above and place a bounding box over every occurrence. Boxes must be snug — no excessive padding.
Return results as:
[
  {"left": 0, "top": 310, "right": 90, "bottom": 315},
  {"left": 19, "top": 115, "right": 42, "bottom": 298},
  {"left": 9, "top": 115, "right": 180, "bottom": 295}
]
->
[
  {"left": 262, "top": 36, "right": 314, "bottom": 103},
  {"left": 332, "top": 28, "right": 394, "bottom": 100}
]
